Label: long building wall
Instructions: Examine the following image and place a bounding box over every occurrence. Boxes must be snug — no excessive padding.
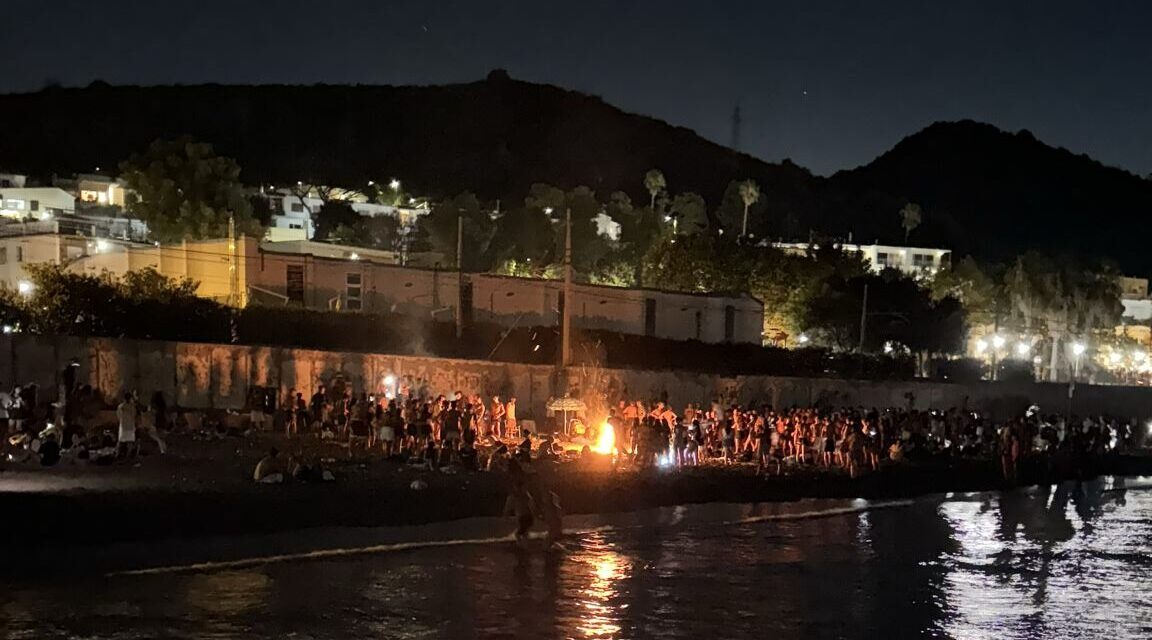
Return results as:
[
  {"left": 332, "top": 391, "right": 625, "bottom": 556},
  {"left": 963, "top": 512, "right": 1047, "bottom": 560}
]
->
[
  {"left": 5, "top": 335, "right": 1152, "bottom": 423},
  {"left": 72, "top": 237, "right": 765, "bottom": 344}
]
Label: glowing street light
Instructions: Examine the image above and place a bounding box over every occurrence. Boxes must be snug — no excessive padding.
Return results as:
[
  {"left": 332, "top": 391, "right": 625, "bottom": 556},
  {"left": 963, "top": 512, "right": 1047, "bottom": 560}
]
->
[
  {"left": 1072, "top": 342, "right": 1087, "bottom": 356},
  {"left": 991, "top": 335, "right": 1006, "bottom": 350},
  {"left": 1108, "top": 351, "right": 1122, "bottom": 365},
  {"left": 16, "top": 281, "right": 33, "bottom": 295},
  {"left": 1015, "top": 341, "right": 1030, "bottom": 356},
  {"left": 389, "top": 178, "right": 401, "bottom": 191},
  {"left": 798, "top": 334, "right": 810, "bottom": 345},
  {"left": 1134, "top": 350, "right": 1147, "bottom": 363},
  {"left": 543, "top": 207, "right": 554, "bottom": 216},
  {"left": 975, "top": 339, "right": 988, "bottom": 354}
]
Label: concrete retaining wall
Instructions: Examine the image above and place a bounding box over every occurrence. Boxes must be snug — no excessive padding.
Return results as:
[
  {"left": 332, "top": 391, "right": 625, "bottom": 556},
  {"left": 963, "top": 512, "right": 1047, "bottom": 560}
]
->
[{"left": 3, "top": 335, "right": 1151, "bottom": 422}]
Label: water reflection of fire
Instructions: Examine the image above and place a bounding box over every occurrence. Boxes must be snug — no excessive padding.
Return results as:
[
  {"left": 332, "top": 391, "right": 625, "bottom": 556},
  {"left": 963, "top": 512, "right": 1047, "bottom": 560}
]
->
[{"left": 592, "top": 422, "right": 616, "bottom": 455}]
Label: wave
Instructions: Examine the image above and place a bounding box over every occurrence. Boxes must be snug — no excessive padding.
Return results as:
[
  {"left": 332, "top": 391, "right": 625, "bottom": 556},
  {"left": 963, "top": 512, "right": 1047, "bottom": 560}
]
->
[{"left": 111, "top": 498, "right": 915, "bottom": 577}]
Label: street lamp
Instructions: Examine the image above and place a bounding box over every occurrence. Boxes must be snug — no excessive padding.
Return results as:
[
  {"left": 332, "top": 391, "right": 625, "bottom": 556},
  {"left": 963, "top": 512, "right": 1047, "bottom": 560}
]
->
[
  {"left": 1015, "top": 341, "right": 1030, "bottom": 357},
  {"left": 16, "top": 281, "right": 33, "bottom": 295},
  {"left": 798, "top": 334, "right": 810, "bottom": 345},
  {"left": 1134, "top": 350, "right": 1147, "bottom": 363},
  {"left": 1071, "top": 342, "right": 1086, "bottom": 382},
  {"left": 991, "top": 335, "right": 1006, "bottom": 350},
  {"left": 389, "top": 178, "right": 401, "bottom": 191}
]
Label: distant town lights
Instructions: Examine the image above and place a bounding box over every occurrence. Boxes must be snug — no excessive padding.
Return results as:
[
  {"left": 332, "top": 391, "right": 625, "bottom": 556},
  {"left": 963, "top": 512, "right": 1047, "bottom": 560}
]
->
[
  {"left": 1108, "top": 351, "right": 1122, "bottom": 365},
  {"left": 798, "top": 334, "right": 810, "bottom": 345},
  {"left": 975, "top": 339, "right": 988, "bottom": 354},
  {"left": 1134, "top": 351, "right": 1147, "bottom": 363},
  {"left": 991, "top": 335, "right": 1006, "bottom": 349},
  {"left": 1015, "top": 341, "right": 1030, "bottom": 356}
]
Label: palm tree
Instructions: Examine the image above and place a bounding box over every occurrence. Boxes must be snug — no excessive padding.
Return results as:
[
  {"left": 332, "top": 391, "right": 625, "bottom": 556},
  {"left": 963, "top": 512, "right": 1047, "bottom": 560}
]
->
[
  {"left": 900, "top": 203, "right": 922, "bottom": 243},
  {"left": 643, "top": 169, "right": 666, "bottom": 211},
  {"left": 738, "top": 179, "right": 760, "bottom": 237}
]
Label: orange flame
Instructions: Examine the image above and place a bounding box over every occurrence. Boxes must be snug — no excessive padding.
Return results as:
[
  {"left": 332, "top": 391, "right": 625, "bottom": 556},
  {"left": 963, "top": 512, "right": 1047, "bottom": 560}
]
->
[{"left": 593, "top": 422, "right": 616, "bottom": 455}]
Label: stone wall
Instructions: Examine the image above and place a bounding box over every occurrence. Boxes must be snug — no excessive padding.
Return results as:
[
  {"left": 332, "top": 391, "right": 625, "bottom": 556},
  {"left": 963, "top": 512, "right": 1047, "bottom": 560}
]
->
[{"left": 3, "top": 335, "right": 1151, "bottom": 422}]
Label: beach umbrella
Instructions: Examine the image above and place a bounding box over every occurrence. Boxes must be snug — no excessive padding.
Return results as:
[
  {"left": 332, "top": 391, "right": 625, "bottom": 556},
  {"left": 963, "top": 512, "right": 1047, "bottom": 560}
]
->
[{"left": 546, "top": 396, "right": 587, "bottom": 435}]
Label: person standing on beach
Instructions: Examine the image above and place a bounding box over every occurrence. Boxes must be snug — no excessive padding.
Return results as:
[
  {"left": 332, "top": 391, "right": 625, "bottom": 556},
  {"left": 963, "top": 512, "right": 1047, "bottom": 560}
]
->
[
  {"left": 505, "top": 397, "right": 518, "bottom": 439},
  {"left": 116, "top": 392, "right": 138, "bottom": 458},
  {"left": 504, "top": 457, "right": 536, "bottom": 545},
  {"left": 490, "top": 395, "right": 506, "bottom": 441}
]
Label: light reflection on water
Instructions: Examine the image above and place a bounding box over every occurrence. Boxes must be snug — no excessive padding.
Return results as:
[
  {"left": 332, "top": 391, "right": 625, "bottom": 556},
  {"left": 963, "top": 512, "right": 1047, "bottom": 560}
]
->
[
  {"left": 2, "top": 481, "right": 1151, "bottom": 639},
  {"left": 572, "top": 532, "right": 628, "bottom": 638}
]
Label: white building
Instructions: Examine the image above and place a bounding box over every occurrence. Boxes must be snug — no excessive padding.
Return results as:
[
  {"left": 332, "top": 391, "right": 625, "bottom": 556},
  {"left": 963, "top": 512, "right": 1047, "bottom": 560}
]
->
[
  {"left": 0, "top": 219, "right": 138, "bottom": 291},
  {"left": 261, "top": 187, "right": 428, "bottom": 242},
  {"left": 0, "top": 185, "right": 75, "bottom": 220},
  {"left": 773, "top": 241, "right": 951, "bottom": 277}
]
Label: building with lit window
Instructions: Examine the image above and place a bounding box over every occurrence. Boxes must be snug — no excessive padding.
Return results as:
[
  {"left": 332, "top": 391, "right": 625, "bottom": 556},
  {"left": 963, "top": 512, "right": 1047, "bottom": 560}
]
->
[{"left": 773, "top": 241, "right": 952, "bottom": 277}]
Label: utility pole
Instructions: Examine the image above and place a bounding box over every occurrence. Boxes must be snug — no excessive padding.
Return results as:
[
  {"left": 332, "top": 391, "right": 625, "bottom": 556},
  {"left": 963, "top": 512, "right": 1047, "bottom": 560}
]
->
[
  {"left": 227, "top": 213, "right": 238, "bottom": 306},
  {"left": 456, "top": 213, "right": 464, "bottom": 339},
  {"left": 858, "top": 282, "right": 869, "bottom": 352},
  {"left": 228, "top": 213, "right": 239, "bottom": 343},
  {"left": 561, "top": 207, "right": 573, "bottom": 368}
]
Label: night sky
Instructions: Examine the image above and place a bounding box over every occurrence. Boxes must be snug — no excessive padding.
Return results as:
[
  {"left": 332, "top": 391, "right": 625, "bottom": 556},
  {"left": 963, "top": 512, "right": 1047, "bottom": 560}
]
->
[{"left": 5, "top": 0, "right": 1151, "bottom": 176}]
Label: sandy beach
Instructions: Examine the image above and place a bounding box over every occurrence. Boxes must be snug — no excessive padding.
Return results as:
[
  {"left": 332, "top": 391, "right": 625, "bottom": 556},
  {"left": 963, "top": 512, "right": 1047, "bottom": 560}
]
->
[{"left": 5, "top": 430, "right": 1151, "bottom": 554}]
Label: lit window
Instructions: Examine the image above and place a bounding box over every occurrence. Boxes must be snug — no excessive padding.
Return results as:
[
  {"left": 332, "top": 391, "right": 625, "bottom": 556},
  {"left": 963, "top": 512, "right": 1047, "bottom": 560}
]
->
[{"left": 5, "top": 199, "right": 25, "bottom": 210}]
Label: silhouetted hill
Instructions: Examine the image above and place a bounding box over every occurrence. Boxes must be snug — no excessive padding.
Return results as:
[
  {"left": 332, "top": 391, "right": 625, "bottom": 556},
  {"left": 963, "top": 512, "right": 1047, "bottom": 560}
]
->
[
  {"left": 0, "top": 73, "right": 816, "bottom": 214},
  {"left": 818, "top": 120, "right": 1152, "bottom": 270},
  {"left": 1, "top": 78, "right": 1150, "bottom": 272}
]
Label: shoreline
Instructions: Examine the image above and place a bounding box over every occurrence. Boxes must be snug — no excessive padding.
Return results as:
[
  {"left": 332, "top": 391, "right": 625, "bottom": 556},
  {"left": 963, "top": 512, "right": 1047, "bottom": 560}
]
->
[{"left": 5, "top": 435, "right": 1152, "bottom": 551}]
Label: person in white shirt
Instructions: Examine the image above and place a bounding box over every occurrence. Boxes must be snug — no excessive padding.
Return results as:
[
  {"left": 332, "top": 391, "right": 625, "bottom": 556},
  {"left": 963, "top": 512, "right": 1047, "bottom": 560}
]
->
[{"left": 117, "top": 392, "right": 138, "bottom": 458}]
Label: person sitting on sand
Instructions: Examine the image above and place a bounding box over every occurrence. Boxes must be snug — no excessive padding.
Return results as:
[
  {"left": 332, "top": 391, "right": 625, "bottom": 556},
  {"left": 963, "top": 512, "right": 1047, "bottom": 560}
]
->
[
  {"left": 254, "top": 447, "right": 285, "bottom": 484},
  {"left": 487, "top": 443, "right": 510, "bottom": 472}
]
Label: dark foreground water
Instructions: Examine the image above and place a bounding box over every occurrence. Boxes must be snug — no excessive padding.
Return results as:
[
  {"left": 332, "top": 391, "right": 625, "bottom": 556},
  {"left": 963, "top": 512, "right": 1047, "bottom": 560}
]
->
[{"left": 3, "top": 477, "right": 1152, "bottom": 639}]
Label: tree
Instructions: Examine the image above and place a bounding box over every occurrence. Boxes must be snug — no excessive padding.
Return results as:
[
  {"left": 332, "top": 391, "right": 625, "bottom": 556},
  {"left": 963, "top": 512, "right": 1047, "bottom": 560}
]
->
[
  {"left": 668, "top": 192, "right": 708, "bottom": 235},
  {"left": 900, "top": 202, "right": 922, "bottom": 242},
  {"left": 490, "top": 205, "right": 555, "bottom": 267},
  {"left": 313, "top": 200, "right": 361, "bottom": 241},
  {"left": 643, "top": 169, "right": 666, "bottom": 211},
  {"left": 738, "top": 179, "right": 761, "bottom": 237},
  {"left": 329, "top": 215, "right": 402, "bottom": 251},
  {"left": 120, "top": 138, "right": 261, "bottom": 242},
  {"left": 419, "top": 192, "right": 496, "bottom": 271}
]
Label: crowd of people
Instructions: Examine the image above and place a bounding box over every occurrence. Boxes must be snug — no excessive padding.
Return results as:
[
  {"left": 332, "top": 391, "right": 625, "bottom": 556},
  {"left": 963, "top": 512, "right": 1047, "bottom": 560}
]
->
[
  {"left": 603, "top": 400, "right": 1140, "bottom": 479},
  {"left": 2, "top": 356, "right": 1144, "bottom": 486},
  {"left": 266, "top": 384, "right": 520, "bottom": 459}
]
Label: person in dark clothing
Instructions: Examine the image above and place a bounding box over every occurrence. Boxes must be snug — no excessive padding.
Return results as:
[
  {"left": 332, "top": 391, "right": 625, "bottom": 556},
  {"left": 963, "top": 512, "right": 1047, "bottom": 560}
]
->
[
  {"left": 62, "top": 359, "right": 80, "bottom": 398},
  {"left": 151, "top": 391, "right": 169, "bottom": 432}
]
